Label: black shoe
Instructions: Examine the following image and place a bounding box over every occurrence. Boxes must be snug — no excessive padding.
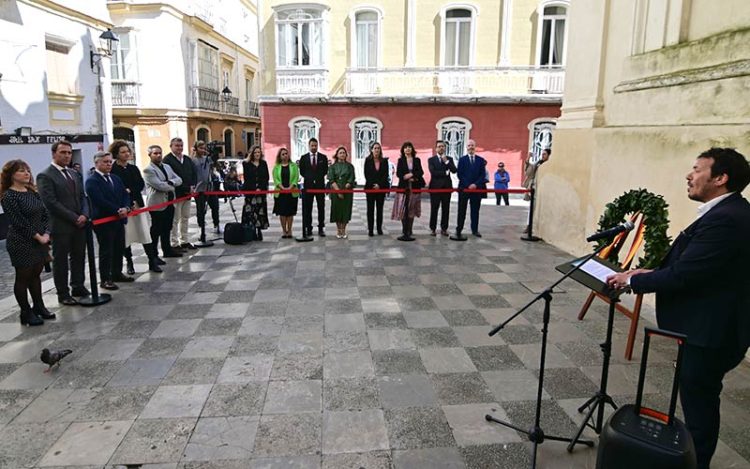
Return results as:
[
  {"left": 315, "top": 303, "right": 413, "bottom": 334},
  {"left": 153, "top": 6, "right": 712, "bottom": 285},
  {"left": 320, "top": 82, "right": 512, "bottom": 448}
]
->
[
  {"left": 368, "top": 231, "right": 374, "bottom": 237},
  {"left": 149, "top": 261, "right": 163, "bottom": 273},
  {"left": 33, "top": 305, "right": 56, "bottom": 320},
  {"left": 472, "top": 232, "right": 482, "bottom": 238},
  {"left": 58, "top": 296, "right": 78, "bottom": 306},
  {"left": 126, "top": 258, "right": 135, "bottom": 275},
  {"left": 441, "top": 230, "right": 449, "bottom": 236},
  {"left": 20, "top": 309, "right": 43, "bottom": 326},
  {"left": 163, "top": 251, "right": 183, "bottom": 258},
  {"left": 100, "top": 281, "right": 119, "bottom": 291},
  {"left": 71, "top": 287, "right": 90, "bottom": 297},
  {"left": 171, "top": 245, "right": 186, "bottom": 253},
  {"left": 430, "top": 230, "right": 436, "bottom": 236},
  {"left": 113, "top": 274, "right": 135, "bottom": 283},
  {"left": 257, "top": 229, "right": 263, "bottom": 241},
  {"left": 155, "top": 257, "right": 167, "bottom": 265},
  {"left": 318, "top": 228, "right": 326, "bottom": 237},
  {"left": 377, "top": 228, "right": 383, "bottom": 235},
  {"left": 181, "top": 243, "right": 198, "bottom": 250}
]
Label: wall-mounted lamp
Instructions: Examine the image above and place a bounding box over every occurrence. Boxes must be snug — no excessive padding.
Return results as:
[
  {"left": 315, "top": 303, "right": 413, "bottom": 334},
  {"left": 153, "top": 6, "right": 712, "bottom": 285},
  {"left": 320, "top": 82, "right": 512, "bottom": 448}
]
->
[
  {"left": 221, "top": 86, "right": 233, "bottom": 102},
  {"left": 90, "top": 29, "right": 119, "bottom": 71}
]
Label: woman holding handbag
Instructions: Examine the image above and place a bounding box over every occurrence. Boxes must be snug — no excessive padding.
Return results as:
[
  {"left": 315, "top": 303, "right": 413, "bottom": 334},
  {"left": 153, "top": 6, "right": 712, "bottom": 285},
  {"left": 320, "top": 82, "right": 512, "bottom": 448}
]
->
[
  {"left": 1, "top": 160, "right": 54, "bottom": 326},
  {"left": 392, "top": 141, "right": 424, "bottom": 241},
  {"left": 272, "top": 147, "right": 299, "bottom": 238}
]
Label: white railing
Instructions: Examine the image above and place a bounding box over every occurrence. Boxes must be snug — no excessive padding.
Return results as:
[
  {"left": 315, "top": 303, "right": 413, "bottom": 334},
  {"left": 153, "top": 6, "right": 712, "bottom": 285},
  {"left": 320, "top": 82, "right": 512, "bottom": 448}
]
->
[
  {"left": 345, "top": 66, "right": 565, "bottom": 96},
  {"left": 276, "top": 68, "right": 328, "bottom": 95},
  {"left": 111, "top": 81, "right": 140, "bottom": 106}
]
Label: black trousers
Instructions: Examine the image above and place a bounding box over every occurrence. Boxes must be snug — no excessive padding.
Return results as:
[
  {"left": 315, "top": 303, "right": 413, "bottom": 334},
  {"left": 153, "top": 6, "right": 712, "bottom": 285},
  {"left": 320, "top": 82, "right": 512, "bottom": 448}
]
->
[
  {"left": 429, "top": 192, "right": 451, "bottom": 231},
  {"left": 401, "top": 192, "right": 414, "bottom": 236},
  {"left": 51, "top": 229, "right": 86, "bottom": 297},
  {"left": 679, "top": 343, "right": 747, "bottom": 469},
  {"left": 149, "top": 206, "right": 174, "bottom": 257},
  {"left": 495, "top": 192, "right": 509, "bottom": 205},
  {"left": 195, "top": 193, "right": 220, "bottom": 228},
  {"left": 302, "top": 191, "right": 326, "bottom": 231},
  {"left": 94, "top": 222, "right": 125, "bottom": 282},
  {"left": 457, "top": 193, "right": 482, "bottom": 234},
  {"left": 366, "top": 193, "right": 385, "bottom": 232}
]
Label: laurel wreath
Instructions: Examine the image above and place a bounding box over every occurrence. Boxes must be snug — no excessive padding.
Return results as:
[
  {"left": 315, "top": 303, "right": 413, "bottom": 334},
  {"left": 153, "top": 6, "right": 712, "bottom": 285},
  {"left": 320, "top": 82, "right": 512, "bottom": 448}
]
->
[{"left": 596, "top": 188, "right": 671, "bottom": 269}]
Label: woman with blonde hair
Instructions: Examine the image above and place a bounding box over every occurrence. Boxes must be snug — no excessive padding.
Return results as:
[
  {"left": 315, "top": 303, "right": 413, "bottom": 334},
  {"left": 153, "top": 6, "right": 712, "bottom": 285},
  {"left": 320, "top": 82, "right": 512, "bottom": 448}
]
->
[
  {"left": 272, "top": 147, "right": 299, "bottom": 238},
  {"left": 1, "top": 160, "right": 54, "bottom": 326},
  {"left": 328, "top": 146, "right": 356, "bottom": 238}
]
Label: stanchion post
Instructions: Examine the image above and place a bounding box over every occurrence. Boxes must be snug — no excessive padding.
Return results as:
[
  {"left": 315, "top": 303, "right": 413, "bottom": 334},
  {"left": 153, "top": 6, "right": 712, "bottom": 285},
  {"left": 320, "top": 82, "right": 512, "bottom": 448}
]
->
[
  {"left": 295, "top": 187, "right": 313, "bottom": 243},
  {"left": 77, "top": 222, "right": 111, "bottom": 307},
  {"left": 521, "top": 187, "right": 541, "bottom": 242}
]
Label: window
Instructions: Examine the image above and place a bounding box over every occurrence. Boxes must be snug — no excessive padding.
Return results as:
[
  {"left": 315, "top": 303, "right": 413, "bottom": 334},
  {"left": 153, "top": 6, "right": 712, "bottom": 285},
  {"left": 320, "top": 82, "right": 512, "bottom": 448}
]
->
[
  {"left": 224, "top": 129, "right": 234, "bottom": 157},
  {"left": 437, "top": 118, "right": 472, "bottom": 163},
  {"left": 197, "top": 127, "right": 209, "bottom": 143},
  {"left": 289, "top": 117, "right": 320, "bottom": 159},
  {"left": 354, "top": 10, "right": 379, "bottom": 69},
  {"left": 245, "top": 77, "right": 253, "bottom": 100},
  {"left": 110, "top": 31, "right": 138, "bottom": 80},
  {"left": 198, "top": 41, "right": 219, "bottom": 89},
  {"left": 529, "top": 120, "right": 555, "bottom": 163},
  {"left": 276, "top": 8, "right": 325, "bottom": 67},
  {"left": 538, "top": 4, "right": 567, "bottom": 67},
  {"left": 443, "top": 8, "right": 474, "bottom": 67},
  {"left": 350, "top": 118, "right": 382, "bottom": 183},
  {"left": 45, "top": 40, "right": 75, "bottom": 95}
]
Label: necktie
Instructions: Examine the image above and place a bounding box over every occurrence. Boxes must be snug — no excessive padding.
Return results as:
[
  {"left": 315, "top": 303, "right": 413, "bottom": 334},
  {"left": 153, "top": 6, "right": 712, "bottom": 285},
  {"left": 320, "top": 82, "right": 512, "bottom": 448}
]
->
[
  {"left": 104, "top": 174, "right": 113, "bottom": 187},
  {"left": 62, "top": 169, "right": 76, "bottom": 193},
  {"left": 311, "top": 153, "right": 316, "bottom": 168},
  {"left": 470, "top": 156, "right": 474, "bottom": 165}
]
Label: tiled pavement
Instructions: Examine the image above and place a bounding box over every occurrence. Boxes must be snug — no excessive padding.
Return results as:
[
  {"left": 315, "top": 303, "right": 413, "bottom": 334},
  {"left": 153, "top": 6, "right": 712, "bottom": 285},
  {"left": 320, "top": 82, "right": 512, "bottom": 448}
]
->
[{"left": 0, "top": 197, "right": 748, "bottom": 469}]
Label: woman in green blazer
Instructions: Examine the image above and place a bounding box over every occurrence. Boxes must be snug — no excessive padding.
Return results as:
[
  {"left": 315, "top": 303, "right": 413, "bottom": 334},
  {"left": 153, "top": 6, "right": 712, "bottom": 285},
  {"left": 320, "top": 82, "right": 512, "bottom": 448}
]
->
[
  {"left": 272, "top": 147, "right": 299, "bottom": 238},
  {"left": 328, "top": 146, "right": 356, "bottom": 238}
]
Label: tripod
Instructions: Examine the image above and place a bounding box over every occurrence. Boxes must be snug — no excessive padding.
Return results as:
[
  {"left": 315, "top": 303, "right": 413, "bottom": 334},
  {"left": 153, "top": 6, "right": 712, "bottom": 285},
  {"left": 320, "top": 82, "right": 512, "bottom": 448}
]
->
[
  {"left": 567, "top": 294, "right": 619, "bottom": 451},
  {"left": 485, "top": 244, "right": 612, "bottom": 468},
  {"left": 194, "top": 193, "right": 221, "bottom": 248}
]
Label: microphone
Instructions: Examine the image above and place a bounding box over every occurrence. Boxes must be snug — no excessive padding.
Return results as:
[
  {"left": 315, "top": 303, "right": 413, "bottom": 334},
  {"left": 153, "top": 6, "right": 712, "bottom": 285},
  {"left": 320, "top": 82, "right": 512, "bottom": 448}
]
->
[{"left": 586, "top": 221, "right": 635, "bottom": 242}]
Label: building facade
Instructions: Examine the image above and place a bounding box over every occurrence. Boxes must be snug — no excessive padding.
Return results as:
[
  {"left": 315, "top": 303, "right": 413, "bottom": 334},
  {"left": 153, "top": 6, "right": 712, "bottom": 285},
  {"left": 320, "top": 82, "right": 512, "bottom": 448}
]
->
[
  {"left": 259, "top": 0, "right": 568, "bottom": 185},
  {"left": 0, "top": 0, "right": 114, "bottom": 178},
  {"left": 107, "top": 0, "right": 261, "bottom": 167},
  {"left": 536, "top": 0, "right": 750, "bottom": 254}
]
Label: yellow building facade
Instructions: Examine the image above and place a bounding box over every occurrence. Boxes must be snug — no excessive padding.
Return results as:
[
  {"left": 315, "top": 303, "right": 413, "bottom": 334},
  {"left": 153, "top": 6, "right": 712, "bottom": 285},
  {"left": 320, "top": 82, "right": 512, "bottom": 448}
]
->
[{"left": 536, "top": 0, "right": 750, "bottom": 255}]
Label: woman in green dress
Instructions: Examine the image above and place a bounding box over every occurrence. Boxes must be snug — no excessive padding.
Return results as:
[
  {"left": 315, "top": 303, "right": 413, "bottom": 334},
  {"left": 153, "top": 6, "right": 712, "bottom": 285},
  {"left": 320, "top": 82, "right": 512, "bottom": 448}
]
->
[{"left": 328, "top": 146, "right": 356, "bottom": 239}]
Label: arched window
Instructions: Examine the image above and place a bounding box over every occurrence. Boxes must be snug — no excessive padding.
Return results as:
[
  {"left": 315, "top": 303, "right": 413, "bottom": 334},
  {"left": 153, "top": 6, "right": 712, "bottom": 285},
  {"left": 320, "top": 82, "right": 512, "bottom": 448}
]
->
[
  {"left": 528, "top": 119, "right": 556, "bottom": 163},
  {"left": 196, "top": 127, "right": 210, "bottom": 143},
  {"left": 442, "top": 7, "right": 476, "bottom": 67},
  {"left": 353, "top": 10, "right": 380, "bottom": 69},
  {"left": 350, "top": 117, "right": 383, "bottom": 183},
  {"left": 275, "top": 7, "right": 326, "bottom": 68},
  {"left": 223, "top": 128, "right": 234, "bottom": 157},
  {"left": 288, "top": 117, "right": 320, "bottom": 159},
  {"left": 436, "top": 117, "right": 473, "bottom": 164},
  {"left": 538, "top": 3, "right": 568, "bottom": 67}
]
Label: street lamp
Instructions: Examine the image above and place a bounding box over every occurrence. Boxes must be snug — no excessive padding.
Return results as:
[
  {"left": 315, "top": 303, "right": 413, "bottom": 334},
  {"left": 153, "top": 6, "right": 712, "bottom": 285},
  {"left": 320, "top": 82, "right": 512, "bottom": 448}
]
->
[
  {"left": 90, "top": 29, "right": 119, "bottom": 70},
  {"left": 221, "top": 86, "right": 233, "bottom": 102}
]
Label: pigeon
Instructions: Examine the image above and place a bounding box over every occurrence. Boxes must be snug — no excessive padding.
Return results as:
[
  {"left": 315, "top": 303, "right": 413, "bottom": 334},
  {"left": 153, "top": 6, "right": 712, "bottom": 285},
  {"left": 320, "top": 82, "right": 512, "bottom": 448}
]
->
[{"left": 40, "top": 348, "right": 73, "bottom": 372}]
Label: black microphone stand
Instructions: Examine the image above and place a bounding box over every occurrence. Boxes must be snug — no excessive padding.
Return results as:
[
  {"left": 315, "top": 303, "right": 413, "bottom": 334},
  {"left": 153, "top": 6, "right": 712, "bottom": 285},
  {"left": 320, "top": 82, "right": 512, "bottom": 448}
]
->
[{"left": 484, "top": 243, "right": 613, "bottom": 468}]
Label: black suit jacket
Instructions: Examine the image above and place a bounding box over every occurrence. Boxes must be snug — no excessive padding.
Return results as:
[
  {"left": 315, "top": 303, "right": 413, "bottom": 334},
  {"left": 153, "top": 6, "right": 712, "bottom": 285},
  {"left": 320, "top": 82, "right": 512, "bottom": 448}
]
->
[
  {"left": 396, "top": 157, "right": 425, "bottom": 189},
  {"left": 364, "top": 157, "right": 390, "bottom": 189},
  {"left": 37, "top": 165, "right": 89, "bottom": 234},
  {"left": 631, "top": 192, "right": 750, "bottom": 350},
  {"left": 242, "top": 160, "right": 270, "bottom": 193},
  {"left": 85, "top": 172, "right": 131, "bottom": 223},
  {"left": 298, "top": 152, "right": 329, "bottom": 189},
  {"left": 428, "top": 155, "right": 457, "bottom": 189}
]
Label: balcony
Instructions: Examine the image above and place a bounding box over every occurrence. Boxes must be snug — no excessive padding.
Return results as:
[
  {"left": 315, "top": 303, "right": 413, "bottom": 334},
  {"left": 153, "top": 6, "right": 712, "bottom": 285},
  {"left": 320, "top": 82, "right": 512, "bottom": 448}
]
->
[
  {"left": 276, "top": 68, "right": 328, "bottom": 95},
  {"left": 344, "top": 66, "right": 565, "bottom": 97},
  {"left": 111, "top": 81, "right": 140, "bottom": 106},
  {"left": 245, "top": 100, "right": 260, "bottom": 118},
  {"left": 221, "top": 96, "right": 240, "bottom": 115},
  {"left": 191, "top": 86, "right": 241, "bottom": 115}
]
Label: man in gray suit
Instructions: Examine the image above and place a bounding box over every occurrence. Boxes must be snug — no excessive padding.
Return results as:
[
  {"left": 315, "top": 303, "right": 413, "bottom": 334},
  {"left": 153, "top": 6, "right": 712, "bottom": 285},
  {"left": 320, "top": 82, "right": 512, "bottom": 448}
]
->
[
  {"left": 143, "top": 144, "right": 183, "bottom": 272},
  {"left": 37, "top": 140, "right": 89, "bottom": 305}
]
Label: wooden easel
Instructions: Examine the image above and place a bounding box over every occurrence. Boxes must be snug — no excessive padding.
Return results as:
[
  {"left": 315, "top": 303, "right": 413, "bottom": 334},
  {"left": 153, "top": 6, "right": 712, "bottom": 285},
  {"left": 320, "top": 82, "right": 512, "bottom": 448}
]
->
[{"left": 578, "top": 213, "right": 646, "bottom": 361}]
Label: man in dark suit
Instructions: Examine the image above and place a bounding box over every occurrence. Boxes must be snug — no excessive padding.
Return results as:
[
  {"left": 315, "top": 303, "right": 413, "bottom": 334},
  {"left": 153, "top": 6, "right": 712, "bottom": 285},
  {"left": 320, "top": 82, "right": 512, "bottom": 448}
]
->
[
  {"left": 37, "top": 140, "right": 90, "bottom": 306},
  {"left": 456, "top": 139, "right": 488, "bottom": 238},
  {"left": 298, "top": 137, "right": 328, "bottom": 237},
  {"left": 428, "top": 139, "right": 457, "bottom": 236},
  {"left": 85, "top": 151, "right": 133, "bottom": 290},
  {"left": 607, "top": 148, "right": 750, "bottom": 469}
]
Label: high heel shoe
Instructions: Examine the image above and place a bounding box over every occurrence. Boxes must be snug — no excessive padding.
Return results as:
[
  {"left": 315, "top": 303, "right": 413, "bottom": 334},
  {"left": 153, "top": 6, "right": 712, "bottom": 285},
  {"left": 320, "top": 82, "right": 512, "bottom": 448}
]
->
[
  {"left": 126, "top": 257, "right": 135, "bottom": 275},
  {"left": 20, "top": 309, "right": 43, "bottom": 327}
]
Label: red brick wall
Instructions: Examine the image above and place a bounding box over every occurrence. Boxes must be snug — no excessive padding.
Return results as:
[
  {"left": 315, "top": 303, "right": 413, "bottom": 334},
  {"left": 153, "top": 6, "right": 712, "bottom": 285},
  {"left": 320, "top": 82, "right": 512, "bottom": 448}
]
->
[{"left": 260, "top": 102, "right": 560, "bottom": 187}]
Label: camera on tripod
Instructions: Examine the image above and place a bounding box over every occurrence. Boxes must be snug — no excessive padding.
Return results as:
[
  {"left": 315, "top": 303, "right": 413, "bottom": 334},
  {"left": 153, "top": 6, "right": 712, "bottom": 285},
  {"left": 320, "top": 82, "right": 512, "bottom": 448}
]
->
[{"left": 206, "top": 140, "right": 224, "bottom": 162}]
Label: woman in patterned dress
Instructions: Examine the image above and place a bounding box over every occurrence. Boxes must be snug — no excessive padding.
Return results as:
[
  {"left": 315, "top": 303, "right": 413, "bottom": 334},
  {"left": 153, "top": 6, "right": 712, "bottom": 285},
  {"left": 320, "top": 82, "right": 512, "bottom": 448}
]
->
[
  {"left": 242, "top": 145, "right": 270, "bottom": 241},
  {"left": 0, "top": 160, "right": 55, "bottom": 326}
]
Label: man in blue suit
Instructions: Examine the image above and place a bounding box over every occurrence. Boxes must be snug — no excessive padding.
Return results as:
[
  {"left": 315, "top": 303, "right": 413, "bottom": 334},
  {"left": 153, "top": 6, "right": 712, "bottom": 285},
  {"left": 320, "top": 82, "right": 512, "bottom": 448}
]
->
[
  {"left": 456, "top": 139, "right": 488, "bottom": 237},
  {"left": 85, "top": 151, "right": 133, "bottom": 290},
  {"left": 607, "top": 148, "right": 750, "bottom": 469}
]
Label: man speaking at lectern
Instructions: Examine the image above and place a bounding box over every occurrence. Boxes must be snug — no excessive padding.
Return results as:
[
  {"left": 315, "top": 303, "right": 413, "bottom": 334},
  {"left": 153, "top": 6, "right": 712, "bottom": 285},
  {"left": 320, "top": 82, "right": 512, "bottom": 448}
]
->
[{"left": 607, "top": 148, "right": 750, "bottom": 469}]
